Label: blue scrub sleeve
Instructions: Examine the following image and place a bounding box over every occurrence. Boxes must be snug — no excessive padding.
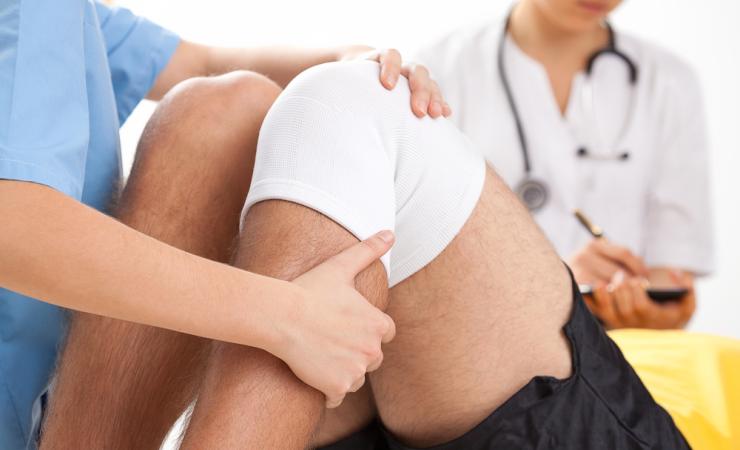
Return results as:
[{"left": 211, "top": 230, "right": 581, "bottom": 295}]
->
[
  {"left": 0, "top": 0, "right": 90, "bottom": 199},
  {"left": 95, "top": 2, "right": 180, "bottom": 125}
]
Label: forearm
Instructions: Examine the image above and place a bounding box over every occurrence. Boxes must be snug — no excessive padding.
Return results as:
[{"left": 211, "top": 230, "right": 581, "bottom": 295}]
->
[
  {"left": 0, "top": 181, "right": 287, "bottom": 349},
  {"left": 148, "top": 40, "right": 350, "bottom": 99},
  {"left": 204, "top": 44, "right": 348, "bottom": 87}
]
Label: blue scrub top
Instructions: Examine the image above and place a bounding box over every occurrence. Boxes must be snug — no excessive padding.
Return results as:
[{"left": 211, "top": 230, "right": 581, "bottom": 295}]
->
[{"left": 0, "top": 1, "right": 179, "bottom": 448}]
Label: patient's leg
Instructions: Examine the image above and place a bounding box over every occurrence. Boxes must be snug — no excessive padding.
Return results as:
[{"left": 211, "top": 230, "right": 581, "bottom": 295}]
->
[
  {"left": 181, "top": 60, "right": 688, "bottom": 450},
  {"left": 373, "top": 169, "right": 572, "bottom": 447},
  {"left": 181, "top": 61, "right": 571, "bottom": 449},
  {"left": 183, "top": 177, "right": 572, "bottom": 450},
  {"left": 41, "top": 71, "right": 281, "bottom": 449},
  {"left": 181, "top": 200, "right": 385, "bottom": 449}
]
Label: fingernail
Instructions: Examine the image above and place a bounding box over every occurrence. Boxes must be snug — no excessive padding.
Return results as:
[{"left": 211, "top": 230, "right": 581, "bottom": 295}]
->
[{"left": 377, "top": 230, "right": 394, "bottom": 243}]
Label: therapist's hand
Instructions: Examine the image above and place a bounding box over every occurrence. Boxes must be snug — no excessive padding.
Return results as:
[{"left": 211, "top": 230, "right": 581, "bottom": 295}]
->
[
  {"left": 339, "top": 46, "right": 452, "bottom": 118},
  {"left": 586, "top": 270, "right": 696, "bottom": 329},
  {"left": 272, "top": 231, "right": 396, "bottom": 409},
  {"left": 568, "top": 238, "right": 649, "bottom": 285}
]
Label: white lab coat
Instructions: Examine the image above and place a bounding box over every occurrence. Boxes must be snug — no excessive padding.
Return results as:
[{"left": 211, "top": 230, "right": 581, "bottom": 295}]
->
[{"left": 416, "top": 19, "right": 715, "bottom": 274}]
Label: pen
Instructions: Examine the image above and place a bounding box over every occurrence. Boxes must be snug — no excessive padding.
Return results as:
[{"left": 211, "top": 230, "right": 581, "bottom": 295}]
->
[
  {"left": 573, "top": 209, "right": 604, "bottom": 238},
  {"left": 574, "top": 209, "right": 605, "bottom": 298}
]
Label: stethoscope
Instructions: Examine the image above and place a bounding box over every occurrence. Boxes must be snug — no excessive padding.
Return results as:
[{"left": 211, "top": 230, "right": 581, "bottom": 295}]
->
[{"left": 498, "top": 14, "right": 639, "bottom": 212}]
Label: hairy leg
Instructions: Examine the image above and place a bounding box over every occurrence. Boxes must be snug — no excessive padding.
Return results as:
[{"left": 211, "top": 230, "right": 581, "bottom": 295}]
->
[
  {"left": 41, "top": 71, "right": 281, "bottom": 449},
  {"left": 177, "top": 62, "right": 571, "bottom": 450},
  {"left": 180, "top": 174, "right": 572, "bottom": 450},
  {"left": 180, "top": 61, "right": 673, "bottom": 449},
  {"left": 372, "top": 169, "right": 572, "bottom": 447},
  {"left": 181, "top": 200, "right": 386, "bottom": 449}
]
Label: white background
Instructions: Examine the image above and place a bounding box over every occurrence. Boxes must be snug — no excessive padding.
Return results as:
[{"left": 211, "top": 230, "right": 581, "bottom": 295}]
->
[{"left": 119, "top": 0, "right": 739, "bottom": 338}]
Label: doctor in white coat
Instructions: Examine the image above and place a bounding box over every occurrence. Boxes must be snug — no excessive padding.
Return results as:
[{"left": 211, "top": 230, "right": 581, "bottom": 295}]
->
[{"left": 417, "top": 0, "right": 714, "bottom": 329}]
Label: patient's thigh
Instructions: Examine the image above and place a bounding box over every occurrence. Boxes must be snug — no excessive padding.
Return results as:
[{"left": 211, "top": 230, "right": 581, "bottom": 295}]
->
[{"left": 371, "top": 170, "right": 574, "bottom": 448}]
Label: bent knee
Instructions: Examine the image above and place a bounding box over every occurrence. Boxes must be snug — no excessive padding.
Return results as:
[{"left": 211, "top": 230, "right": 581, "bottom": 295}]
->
[
  {"left": 135, "top": 71, "right": 282, "bottom": 183},
  {"left": 281, "top": 61, "right": 410, "bottom": 114},
  {"left": 163, "top": 70, "right": 282, "bottom": 123}
]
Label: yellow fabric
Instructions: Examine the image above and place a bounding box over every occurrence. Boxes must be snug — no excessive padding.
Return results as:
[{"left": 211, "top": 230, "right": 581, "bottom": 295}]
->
[{"left": 610, "top": 330, "right": 740, "bottom": 450}]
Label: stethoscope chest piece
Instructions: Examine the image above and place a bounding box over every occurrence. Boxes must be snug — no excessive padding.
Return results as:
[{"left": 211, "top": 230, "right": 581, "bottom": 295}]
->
[{"left": 516, "top": 178, "right": 549, "bottom": 212}]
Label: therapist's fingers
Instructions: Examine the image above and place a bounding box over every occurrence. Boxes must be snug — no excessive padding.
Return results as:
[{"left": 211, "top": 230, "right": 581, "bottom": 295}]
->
[
  {"left": 591, "top": 240, "right": 648, "bottom": 277},
  {"left": 325, "top": 394, "right": 346, "bottom": 409},
  {"left": 377, "top": 48, "right": 402, "bottom": 89},
  {"left": 401, "top": 64, "right": 433, "bottom": 118},
  {"left": 428, "top": 81, "right": 445, "bottom": 118}
]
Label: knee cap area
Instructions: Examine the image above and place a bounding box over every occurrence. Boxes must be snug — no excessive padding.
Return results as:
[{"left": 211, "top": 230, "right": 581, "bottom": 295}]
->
[
  {"left": 281, "top": 61, "right": 395, "bottom": 110},
  {"left": 166, "top": 70, "right": 282, "bottom": 116}
]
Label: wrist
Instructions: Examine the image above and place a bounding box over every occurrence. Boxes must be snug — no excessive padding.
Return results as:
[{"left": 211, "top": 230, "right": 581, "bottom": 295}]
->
[
  {"left": 188, "top": 265, "right": 290, "bottom": 352},
  {"left": 240, "top": 274, "right": 302, "bottom": 358},
  {"left": 332, "top": 44, "right": 373, "bottom": 62}
]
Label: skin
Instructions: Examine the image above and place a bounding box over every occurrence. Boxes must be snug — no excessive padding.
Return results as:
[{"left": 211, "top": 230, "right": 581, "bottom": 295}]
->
[
  {"left": 512, "top": 0, "right": 696, "bottom": 329},
  {"left": 41, "top": 57, "right": 572, "bottom": 449},
  {"left": 35, "top": 42, "right": 447, "bottom": 448},
  {"left": 38, "top": 71, "right": 385, "bottom": 449},
  {"left": 181, "top": 200, "right": 390, "bottom": 449},
  {"left": 176, "top": 172, "right": 572, "bottom": 449},
  {"left": 587, "top": 269, "right": 696, "bottom": 329},
  {"left": 177, "top": 117, "right": 571, "bottom": 448},
  {"left": 3, "top": 40, "right": 447, "bottom": 409},
  {"left": 152, "top": 42, "right": 451, "bottom": 118}
]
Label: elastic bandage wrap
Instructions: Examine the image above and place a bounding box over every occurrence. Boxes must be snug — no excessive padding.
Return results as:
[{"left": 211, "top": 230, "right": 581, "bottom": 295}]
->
[{"left": 245, "top": 61, "right": 485, "bottom": 286}]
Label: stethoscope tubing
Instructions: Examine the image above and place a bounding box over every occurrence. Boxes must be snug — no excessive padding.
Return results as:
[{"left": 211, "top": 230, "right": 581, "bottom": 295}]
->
[
  {"left": 498, "top": 13, "right": 640, "bottom": 178},
  {"left": 497, "top": 18, "right": 533, "bottom": 174}
]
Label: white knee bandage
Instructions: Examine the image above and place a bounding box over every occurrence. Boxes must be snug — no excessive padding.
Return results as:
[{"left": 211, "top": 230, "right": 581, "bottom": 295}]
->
[{"left": 245, "top": 61, "right": 485, "bottom": 286}]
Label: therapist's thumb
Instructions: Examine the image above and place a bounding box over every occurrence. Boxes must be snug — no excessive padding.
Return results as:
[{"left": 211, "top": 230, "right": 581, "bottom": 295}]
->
[{"left": 330, "top": 231, "right": 395, "bottom": 280}]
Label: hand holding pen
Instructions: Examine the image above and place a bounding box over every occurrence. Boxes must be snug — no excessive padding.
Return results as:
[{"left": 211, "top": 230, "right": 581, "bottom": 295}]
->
[
  {"left": 569, "top": 209, "right": 693, "bottom": 329},
  {"left": 568, "top": 209, "right": 649, "bottom": 285}
]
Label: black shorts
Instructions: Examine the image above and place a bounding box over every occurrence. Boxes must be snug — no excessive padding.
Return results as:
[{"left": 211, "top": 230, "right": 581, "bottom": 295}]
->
[{"left": 320, "top": 275, "right": 690, "bottom": 450}]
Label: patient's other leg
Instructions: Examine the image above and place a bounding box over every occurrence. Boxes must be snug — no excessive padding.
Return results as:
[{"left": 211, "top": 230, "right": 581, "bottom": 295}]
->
[
  {"left": 41, "top": 72, "right": 281, "bottom": 449},
  {"left": 181, "top": 200, "right": 386, "bottom": 449}
]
